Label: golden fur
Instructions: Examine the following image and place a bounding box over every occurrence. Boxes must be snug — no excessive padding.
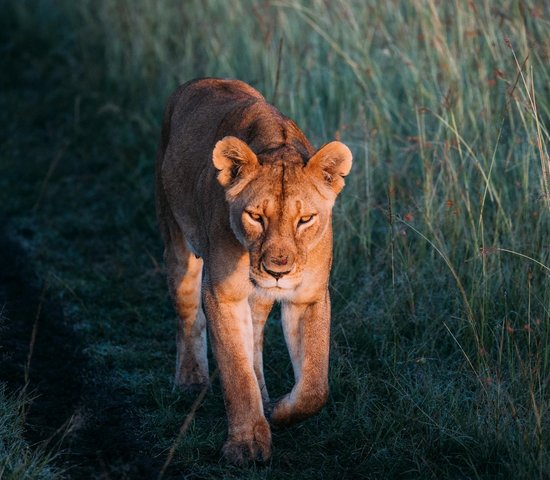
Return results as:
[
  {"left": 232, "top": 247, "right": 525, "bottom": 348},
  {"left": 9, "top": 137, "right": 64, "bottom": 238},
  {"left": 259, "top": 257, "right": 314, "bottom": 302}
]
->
[{"left": 156, "top": 78, "right": 352, "bottom": 464}]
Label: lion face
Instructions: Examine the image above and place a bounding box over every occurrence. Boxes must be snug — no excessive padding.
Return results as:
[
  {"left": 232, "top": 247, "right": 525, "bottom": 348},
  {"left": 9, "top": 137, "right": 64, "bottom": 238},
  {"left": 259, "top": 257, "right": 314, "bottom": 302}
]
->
[{"left": 213, "top": 137, "right": 352, "bottom": 297}]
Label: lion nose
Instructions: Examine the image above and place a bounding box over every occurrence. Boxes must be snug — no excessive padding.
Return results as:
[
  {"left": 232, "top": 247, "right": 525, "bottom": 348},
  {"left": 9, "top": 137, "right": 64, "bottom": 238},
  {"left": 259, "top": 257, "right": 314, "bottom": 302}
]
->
[{"left": 272, "top": 255, "right": 289, "bottom": 267}]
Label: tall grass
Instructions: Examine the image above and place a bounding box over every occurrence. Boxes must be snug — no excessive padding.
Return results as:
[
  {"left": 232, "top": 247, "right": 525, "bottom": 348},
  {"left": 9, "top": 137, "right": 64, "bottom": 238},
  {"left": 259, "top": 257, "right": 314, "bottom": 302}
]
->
[{"left": 2, "top": 0, "right": 549, "bottom": 477}]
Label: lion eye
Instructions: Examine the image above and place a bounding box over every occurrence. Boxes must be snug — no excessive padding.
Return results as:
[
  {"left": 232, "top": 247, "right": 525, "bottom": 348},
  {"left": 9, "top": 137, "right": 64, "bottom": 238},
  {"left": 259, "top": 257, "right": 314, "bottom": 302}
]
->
[
  {"left": 298, "top": 215, "right": 315, "bottom": 225},
  {"left": 247, "top": 211, "right": 263, "bottom": 225}
]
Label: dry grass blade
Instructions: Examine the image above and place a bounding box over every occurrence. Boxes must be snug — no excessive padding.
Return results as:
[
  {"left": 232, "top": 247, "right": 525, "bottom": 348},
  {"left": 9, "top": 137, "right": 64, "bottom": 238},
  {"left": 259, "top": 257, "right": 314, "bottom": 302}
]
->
[
  {"left": 157, "top": 369, "right": 219, "bottom": 480},
  {"left": 32, "top": 145, "right": 67, "bottom": 212},
  {"left": 24, "top": 278, "right": 49, "bottom": 387}
]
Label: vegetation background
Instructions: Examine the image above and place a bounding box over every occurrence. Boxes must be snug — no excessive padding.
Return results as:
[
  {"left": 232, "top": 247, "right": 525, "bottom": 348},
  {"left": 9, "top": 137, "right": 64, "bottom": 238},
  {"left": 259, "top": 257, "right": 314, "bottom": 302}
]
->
[{"left": 1, "top": 0, "right": 549, "bottom": 478}]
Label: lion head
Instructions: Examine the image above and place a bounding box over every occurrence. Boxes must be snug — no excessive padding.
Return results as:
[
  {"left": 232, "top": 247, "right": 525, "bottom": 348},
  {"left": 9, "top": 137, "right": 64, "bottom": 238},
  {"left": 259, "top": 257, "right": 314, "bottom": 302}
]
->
[{"left": 212, "top": 136, "right": 352, "bottom": 297}]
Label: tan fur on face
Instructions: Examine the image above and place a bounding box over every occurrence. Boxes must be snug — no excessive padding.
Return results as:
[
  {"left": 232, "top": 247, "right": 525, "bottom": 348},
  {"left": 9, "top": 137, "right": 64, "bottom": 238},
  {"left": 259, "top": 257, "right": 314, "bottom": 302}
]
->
[{"left": 156, "top": 78, "right": 352, "bottom": 465}]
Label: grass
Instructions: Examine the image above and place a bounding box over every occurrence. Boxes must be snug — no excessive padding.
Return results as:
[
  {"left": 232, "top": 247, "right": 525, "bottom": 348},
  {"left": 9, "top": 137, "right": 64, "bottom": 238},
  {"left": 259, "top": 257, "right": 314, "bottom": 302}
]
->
[
  {"left": 0, "top": 0, "right": 549, "bottom": 478},
  {"left": 0, "top": 384, "right": 64, "bottom": 479}
]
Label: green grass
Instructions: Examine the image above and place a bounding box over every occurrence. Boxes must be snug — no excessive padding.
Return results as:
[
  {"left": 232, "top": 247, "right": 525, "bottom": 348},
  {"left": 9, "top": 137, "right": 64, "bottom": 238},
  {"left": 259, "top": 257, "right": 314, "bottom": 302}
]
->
[{"left": 1, "top": 0, "right": 549, "bottom": 478}]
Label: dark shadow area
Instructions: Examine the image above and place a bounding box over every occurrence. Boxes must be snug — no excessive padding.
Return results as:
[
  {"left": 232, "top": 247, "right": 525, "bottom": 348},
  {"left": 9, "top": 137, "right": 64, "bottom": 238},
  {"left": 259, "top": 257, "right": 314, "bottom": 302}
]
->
[
  {"left": 0, "top": 4, "right": 164, "bottom": 477},
  {"left": 0, "top": 226, "right": 160, "bottom": 478},
  {"left": 0, "top": 226, "right": 82, "bottom": 419},
  {"left": 0, "top": 226, "right": 84, "bottom": 456}
]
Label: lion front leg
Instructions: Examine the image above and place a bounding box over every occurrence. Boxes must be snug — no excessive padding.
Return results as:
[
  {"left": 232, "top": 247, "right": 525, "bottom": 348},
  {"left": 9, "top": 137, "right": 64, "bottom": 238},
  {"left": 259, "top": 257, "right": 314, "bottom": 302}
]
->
[
  {"left": 249, "top": 292, "right": 274, "bottom": 411},
  {"left": 202, "top": 285, "right": 271, "bottom": 465},
  {"left": 270, "top": 293, "right": 330, "bottom": 426}
]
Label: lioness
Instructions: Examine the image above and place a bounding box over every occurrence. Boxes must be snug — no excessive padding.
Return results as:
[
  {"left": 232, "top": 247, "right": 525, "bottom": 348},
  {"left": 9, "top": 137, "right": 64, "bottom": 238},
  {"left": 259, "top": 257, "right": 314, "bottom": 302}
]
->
[{"left": 156, "top": 78, "right": 352, "bottom": 464}]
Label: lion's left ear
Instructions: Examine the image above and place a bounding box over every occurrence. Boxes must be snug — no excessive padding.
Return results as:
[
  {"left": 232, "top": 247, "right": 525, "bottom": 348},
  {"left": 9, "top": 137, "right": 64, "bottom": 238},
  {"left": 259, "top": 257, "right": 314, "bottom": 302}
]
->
[
  {"left": 212, "top": 136, "right": 259, "bottom": 188},
  {"left": 306, "top": 141, "right": 353, "bottom": 195}
]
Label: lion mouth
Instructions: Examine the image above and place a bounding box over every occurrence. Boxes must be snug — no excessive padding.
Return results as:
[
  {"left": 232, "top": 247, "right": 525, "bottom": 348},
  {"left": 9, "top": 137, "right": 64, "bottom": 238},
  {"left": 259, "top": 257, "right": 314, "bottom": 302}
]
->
[{"left": 249, "top": 273, "right": 300, "bottom": 290}]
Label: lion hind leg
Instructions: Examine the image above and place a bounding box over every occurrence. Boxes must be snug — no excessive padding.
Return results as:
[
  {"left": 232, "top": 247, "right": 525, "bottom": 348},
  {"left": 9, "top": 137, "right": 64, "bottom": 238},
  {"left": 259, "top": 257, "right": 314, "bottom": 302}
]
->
[{"left": 166, "top": 235, "right": 209, "bottom": 391}]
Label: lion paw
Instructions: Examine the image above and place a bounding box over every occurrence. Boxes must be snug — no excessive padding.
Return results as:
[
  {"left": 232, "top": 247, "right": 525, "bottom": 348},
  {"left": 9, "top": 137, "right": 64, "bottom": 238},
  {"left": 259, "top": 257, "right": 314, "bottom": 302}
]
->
[
  {"left": 270, "top": 387, "right": 328, "bottom": 426},
  {"left": 222, "top": 419, "right": 272, "bottom": 465},
  {"left": 269, "top": 395, "right": 293, "bottom": 426}
]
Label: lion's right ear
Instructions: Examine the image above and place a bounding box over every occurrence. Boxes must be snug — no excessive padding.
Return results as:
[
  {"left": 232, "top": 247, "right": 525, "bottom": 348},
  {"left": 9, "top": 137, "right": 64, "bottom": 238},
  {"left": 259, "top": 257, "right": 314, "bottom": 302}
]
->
[
  {"left": 306, "top": 141, "right": 353, "bottom": 196},
  {"left": 212, "top": 136, "right": 259, "bottom": 187}
]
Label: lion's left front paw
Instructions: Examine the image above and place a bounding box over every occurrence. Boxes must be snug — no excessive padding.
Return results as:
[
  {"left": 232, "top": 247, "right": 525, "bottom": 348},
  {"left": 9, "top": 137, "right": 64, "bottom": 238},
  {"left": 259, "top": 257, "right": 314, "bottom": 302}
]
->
[{"left": 222, "top": 419, "right": 272, "bottom": 465}]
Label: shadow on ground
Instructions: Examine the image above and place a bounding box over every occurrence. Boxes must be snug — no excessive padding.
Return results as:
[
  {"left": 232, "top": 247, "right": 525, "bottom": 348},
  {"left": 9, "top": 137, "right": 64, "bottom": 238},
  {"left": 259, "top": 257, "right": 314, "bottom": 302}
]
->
[{"left": 0, "top": 227, "right": 159, "bottom": 478}]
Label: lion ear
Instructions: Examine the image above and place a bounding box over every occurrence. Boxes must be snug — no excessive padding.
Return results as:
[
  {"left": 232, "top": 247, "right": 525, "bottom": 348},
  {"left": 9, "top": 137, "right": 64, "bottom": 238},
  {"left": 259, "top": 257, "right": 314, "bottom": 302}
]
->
[
  {"left": 212, "top": 136, "right": 259, "bottom": 187},
  {"left": 306, "top": 141, "right": 353, "bottom": 195}
]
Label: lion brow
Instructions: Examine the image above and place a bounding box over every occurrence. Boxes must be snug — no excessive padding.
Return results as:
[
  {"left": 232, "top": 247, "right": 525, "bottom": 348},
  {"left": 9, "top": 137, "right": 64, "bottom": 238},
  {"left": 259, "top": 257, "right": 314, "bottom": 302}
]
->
[
  {"left": 256, "top": 144, "right": 286, "bottom": 156},
  {"left": 257, "top": 143, "right": 309, "bottom": 166}
]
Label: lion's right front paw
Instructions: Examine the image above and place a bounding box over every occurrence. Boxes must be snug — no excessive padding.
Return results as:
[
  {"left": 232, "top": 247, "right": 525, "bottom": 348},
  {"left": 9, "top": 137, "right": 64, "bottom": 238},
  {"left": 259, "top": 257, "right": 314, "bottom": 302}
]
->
[{"left": 222, "top": 419, "right": 272, "bottom": 465}]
